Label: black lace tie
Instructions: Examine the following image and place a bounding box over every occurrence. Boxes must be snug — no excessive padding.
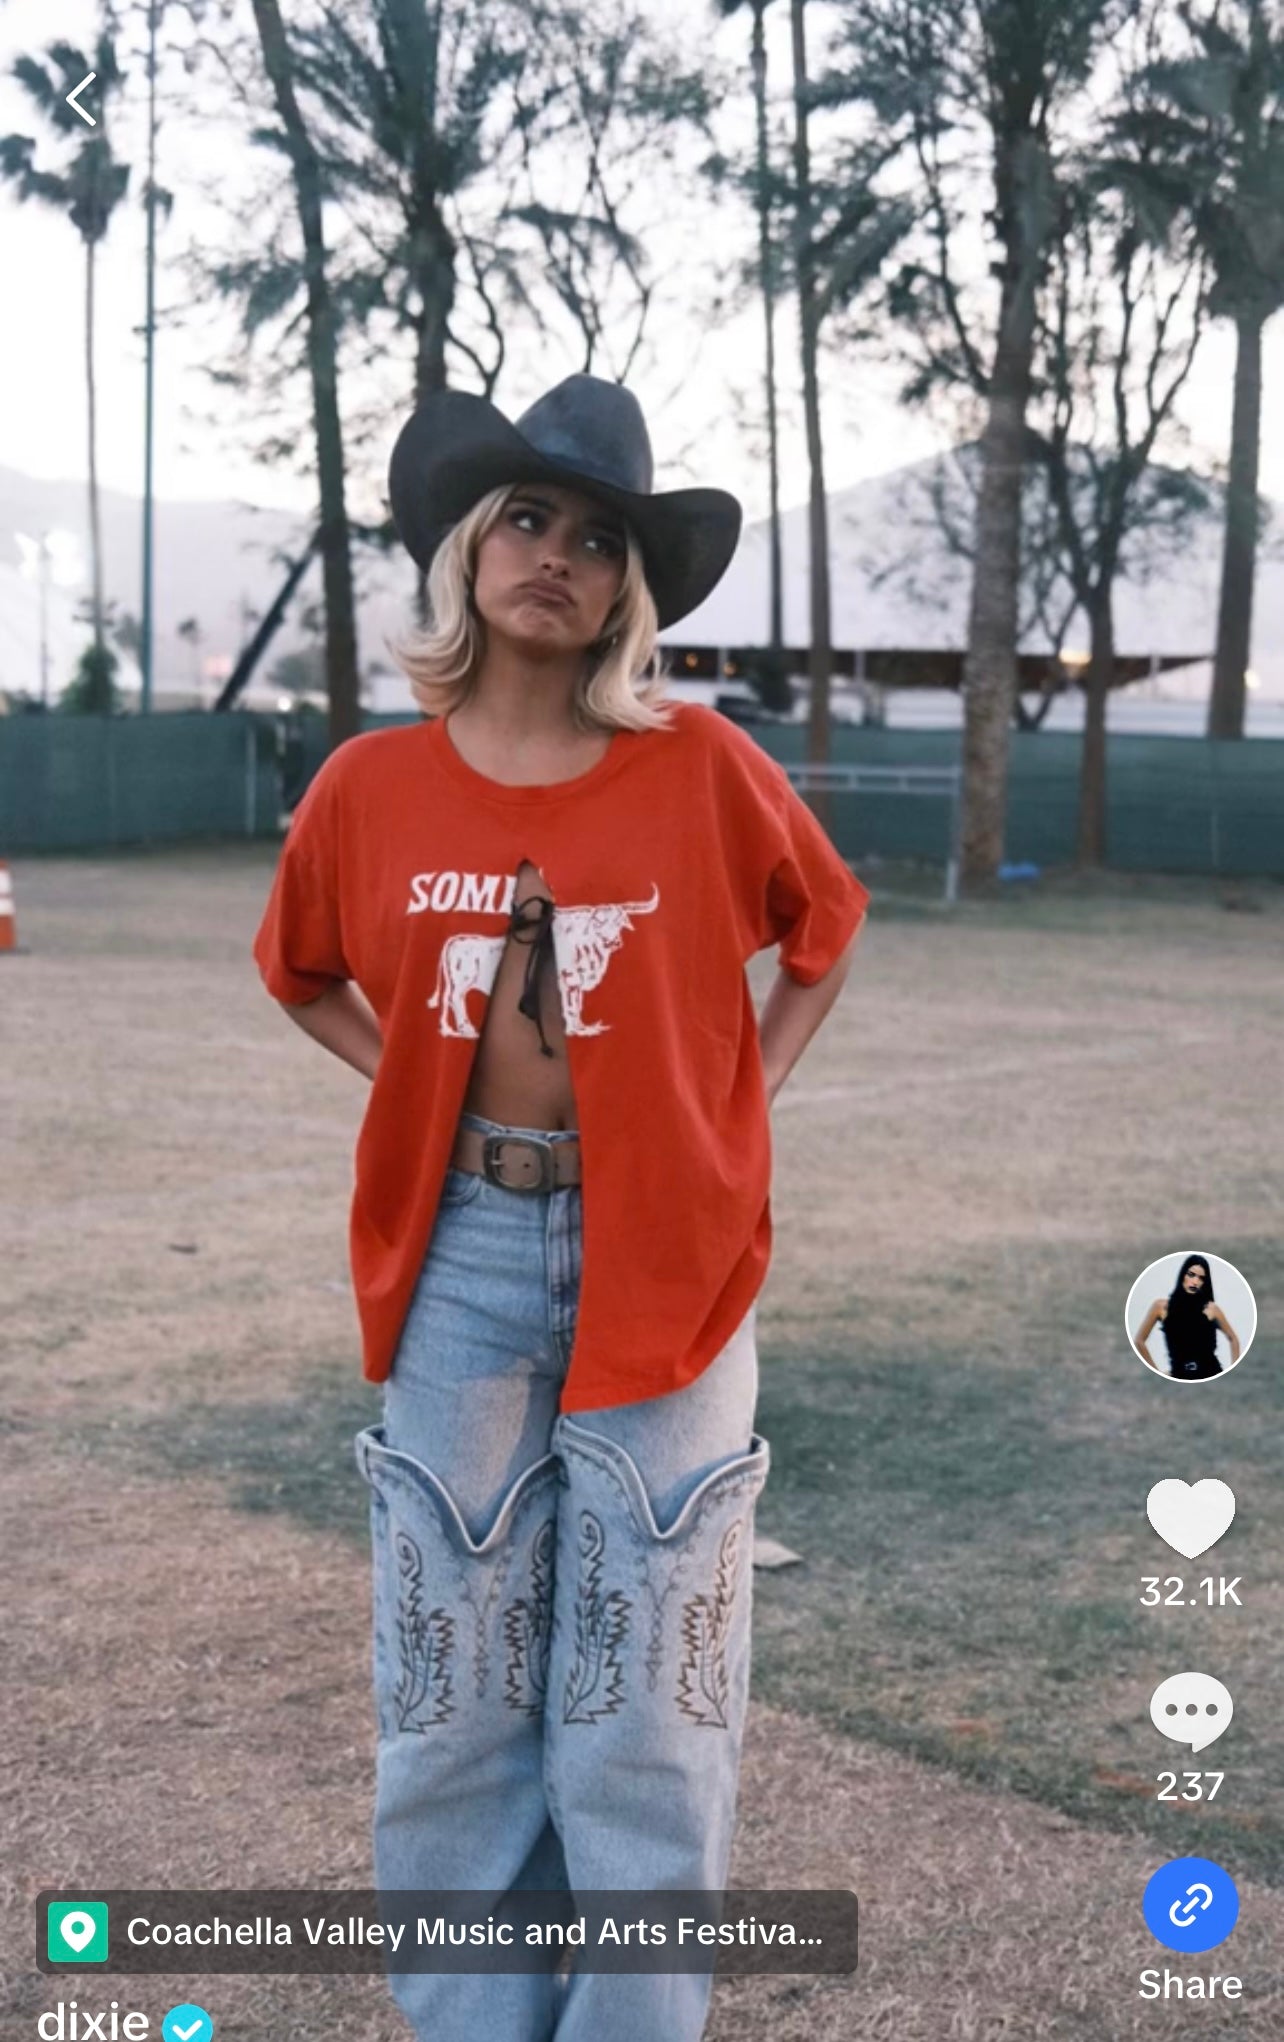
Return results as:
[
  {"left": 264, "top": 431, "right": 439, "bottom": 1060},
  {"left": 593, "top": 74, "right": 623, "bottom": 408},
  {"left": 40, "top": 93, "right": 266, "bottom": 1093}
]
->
[{"left": 508, "top": 892, "right": 557, "bottom": 1057}]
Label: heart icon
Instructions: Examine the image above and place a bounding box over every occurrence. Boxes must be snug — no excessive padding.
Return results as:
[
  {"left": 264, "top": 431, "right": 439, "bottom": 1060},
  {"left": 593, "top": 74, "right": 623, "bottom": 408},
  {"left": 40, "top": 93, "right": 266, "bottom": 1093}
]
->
[
  {"left": 1146, "top": 1478, "right": 1236, "bottom": 1559},
  {"left": 58, "top": 1912, "right": 98, "bottom": 1954}
]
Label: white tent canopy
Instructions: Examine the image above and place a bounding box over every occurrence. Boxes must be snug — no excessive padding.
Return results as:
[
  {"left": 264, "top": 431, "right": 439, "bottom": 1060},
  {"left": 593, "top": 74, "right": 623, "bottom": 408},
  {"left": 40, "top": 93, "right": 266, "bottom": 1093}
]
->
[{"left": 662, "top": 447, "right": 1284, "bottom": 706}]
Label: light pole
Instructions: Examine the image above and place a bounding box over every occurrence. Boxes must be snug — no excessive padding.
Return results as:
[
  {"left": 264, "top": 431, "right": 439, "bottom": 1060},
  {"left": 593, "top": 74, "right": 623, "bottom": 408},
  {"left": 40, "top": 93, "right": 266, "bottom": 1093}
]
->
[
  {"left": 39, "top": 530, "right": 51, "bottom": 708},
  {"left": 140, "top": 0, "right": 159, "bottom": 713}
]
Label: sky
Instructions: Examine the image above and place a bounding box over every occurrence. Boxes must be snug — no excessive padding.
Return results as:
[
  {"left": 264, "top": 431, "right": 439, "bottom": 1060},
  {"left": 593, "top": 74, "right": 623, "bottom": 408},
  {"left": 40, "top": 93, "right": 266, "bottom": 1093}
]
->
[{"left": 1, "top": 0, "right": 1282, "bottom": 529}]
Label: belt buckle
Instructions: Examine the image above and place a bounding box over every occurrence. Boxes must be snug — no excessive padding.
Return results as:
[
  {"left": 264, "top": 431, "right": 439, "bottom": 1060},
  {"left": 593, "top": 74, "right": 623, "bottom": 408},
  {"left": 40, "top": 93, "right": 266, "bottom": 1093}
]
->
[{"left": 482, "top": 1133, "right": 557, "bottom": 1194}]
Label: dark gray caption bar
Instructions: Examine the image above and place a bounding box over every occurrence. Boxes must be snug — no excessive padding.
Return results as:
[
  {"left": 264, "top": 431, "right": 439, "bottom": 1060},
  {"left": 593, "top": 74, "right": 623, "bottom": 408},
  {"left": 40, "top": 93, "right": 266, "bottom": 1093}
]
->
[{"left": 39, "top": 1889, "right": 858, "bottom": 1975}]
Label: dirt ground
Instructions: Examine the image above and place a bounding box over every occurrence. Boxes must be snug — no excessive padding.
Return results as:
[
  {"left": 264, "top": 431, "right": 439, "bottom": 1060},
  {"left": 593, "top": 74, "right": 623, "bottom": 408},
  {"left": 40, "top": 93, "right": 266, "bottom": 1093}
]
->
[{"left": 5, "top": 846, "right": 1283, "bottom": 2040}]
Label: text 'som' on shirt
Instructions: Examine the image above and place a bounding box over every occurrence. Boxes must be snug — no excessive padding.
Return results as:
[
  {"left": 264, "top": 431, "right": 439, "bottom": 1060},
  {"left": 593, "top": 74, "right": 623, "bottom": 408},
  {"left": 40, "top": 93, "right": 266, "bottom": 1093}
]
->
[{"left": 252, "top": 700, "right": 870, "bottom": 1412}]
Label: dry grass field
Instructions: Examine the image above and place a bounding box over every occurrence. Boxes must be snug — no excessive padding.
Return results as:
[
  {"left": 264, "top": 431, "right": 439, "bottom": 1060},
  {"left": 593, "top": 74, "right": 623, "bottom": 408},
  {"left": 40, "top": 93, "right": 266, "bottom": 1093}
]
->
[{"left": 4, "top": 844, "right": 1283, "bottom": 2041}]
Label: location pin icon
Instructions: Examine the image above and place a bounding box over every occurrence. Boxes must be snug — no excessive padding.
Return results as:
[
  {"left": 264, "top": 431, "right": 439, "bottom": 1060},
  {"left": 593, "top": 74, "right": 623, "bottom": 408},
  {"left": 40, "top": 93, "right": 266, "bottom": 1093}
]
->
[{"left": 59, "top": 1912, "right": 97, "bottom": 1954}]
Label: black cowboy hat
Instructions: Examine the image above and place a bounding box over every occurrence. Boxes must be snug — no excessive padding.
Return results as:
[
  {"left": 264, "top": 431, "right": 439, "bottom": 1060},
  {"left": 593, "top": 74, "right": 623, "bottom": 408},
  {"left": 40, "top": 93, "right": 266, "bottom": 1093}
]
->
[{"left": 387, "top": 373, "right": 742, "bottom": 630}]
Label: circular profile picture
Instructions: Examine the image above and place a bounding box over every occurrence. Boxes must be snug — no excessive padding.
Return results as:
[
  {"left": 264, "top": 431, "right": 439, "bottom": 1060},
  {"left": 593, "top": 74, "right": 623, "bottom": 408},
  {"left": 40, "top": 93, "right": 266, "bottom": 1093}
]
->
[{"left": 1126, "top": 1252, "right": 1256, "bottom": 1384}]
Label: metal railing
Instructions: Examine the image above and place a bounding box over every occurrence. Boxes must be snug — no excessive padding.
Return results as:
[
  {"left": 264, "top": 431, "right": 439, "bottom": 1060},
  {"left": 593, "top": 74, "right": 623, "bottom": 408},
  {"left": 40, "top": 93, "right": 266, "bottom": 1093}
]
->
[{"left": 784, "top": 761, "right": 964, "bottom": 903}]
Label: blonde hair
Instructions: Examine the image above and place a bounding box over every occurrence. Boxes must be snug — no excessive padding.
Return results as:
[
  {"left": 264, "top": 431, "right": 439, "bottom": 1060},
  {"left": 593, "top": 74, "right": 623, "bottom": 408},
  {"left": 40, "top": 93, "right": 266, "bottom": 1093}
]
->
[{"left": 391, "top": 482, "right": 677, "bottom": 732}]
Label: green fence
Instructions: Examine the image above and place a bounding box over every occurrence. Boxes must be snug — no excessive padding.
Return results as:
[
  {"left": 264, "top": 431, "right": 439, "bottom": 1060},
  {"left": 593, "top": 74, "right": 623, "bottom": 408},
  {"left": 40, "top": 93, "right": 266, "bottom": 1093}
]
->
[
  {"left": 0, "top": 710, "right": 280, "bottom": 852},
  {"left": 2, "top": 709, "right": 1281, "bottom": 877},
  {"left": 754, "top": 725, "right": 1283, "bottom": 878}
]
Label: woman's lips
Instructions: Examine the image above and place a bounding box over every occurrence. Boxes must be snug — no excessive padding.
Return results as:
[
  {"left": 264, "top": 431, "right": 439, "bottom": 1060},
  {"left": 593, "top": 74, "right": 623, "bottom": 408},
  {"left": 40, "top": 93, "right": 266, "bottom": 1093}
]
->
[{"left": 520, "top": 584, "right": 574, "bottom": 609}]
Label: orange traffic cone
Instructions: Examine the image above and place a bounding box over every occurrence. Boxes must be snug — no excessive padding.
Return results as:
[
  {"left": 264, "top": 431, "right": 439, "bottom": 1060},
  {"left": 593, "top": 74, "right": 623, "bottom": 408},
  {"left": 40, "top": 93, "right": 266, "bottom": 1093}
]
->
[{"left": 0, "top": 862, "right": 17, "bottom": 953}]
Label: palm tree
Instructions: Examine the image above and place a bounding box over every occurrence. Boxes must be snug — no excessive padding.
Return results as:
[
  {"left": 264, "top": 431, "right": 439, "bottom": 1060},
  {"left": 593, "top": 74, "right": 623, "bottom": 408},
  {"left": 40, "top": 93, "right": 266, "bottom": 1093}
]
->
[
  {"left": 716, "top": 0, "right": 788, "bottom": 701},
  {"left": 0, "top": 37, "right": 130, "bottom": 656},
  {"left": 248, "top": 0, "right": 361, "bottom": 751},
  {"left": 1108, "top": 0, "right": 1284, "bottom": 737},
  {"left": 784, "top": 2, "right": 915, "bottom": 812},
  {"left": 789, "top": 0, "right": 835, "bottom": 798}
]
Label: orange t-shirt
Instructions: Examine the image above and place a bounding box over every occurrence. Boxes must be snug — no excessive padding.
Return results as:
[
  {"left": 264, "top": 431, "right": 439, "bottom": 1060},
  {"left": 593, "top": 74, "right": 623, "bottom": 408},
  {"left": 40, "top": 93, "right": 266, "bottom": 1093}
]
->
[{"left": 252, "top": 700, "right": 870, "bottom": 1411}]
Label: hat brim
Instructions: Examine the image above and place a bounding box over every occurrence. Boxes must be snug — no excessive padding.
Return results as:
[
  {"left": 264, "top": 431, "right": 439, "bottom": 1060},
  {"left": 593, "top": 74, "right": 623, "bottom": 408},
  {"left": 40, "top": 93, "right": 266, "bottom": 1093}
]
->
[{"left": 388, "top": 390, "right": 741, "bottom": 630}]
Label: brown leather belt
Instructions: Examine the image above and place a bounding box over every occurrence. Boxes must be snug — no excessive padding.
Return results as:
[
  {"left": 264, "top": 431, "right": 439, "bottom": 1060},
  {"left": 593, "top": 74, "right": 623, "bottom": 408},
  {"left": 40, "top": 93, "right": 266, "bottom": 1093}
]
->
[{"left": 450, "top": 1122, "right": 582, "bottom": 1193}]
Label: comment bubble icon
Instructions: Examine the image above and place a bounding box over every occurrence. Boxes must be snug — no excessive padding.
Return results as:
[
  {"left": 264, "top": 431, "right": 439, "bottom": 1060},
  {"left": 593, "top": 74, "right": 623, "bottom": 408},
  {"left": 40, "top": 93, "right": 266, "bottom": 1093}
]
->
[{"left": 1150, "top": 1672, "right": 1233, "bottom": 1753}]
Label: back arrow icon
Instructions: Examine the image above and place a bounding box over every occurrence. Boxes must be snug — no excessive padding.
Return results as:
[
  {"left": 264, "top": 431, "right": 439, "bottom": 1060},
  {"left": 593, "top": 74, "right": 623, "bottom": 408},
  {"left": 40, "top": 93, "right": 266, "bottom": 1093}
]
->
[{"left": 66, "top": 73, "right": 96, "bottom": 126}]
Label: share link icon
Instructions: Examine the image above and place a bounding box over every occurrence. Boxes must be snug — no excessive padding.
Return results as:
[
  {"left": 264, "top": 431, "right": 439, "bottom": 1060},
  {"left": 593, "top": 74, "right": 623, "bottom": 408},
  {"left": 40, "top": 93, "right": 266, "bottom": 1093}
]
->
[
  {"left": 1143, "top": 1857, "right": 1239, "bottom": 1954},
  {"left": 1169, "top": 1882, "right": 1214, "bottom": 1931}
]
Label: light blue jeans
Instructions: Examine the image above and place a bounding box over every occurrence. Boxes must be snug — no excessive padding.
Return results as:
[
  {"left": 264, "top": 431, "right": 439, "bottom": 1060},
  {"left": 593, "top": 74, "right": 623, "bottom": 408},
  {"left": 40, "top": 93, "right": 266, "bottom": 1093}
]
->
[{"left": 352, "top": 1113, "right": 771, "bottom": 2042}]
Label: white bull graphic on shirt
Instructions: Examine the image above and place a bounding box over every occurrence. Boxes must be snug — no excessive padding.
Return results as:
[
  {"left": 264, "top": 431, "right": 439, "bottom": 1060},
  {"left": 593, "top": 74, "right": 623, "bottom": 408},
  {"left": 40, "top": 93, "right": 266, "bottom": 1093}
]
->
[{"left": 427, "top": 884, "right": 660, "bottom": 1040}]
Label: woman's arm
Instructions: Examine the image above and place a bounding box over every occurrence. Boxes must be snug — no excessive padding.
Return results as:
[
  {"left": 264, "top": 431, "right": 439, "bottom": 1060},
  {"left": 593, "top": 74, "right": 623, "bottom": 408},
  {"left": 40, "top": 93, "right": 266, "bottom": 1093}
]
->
[
  {"left": 1211, "top": 1306, "right": 1240, "bottom": 1361},
  {"left": 278, "top": 981, "right": 383, "bottom": 1082},
  {"left": 1133, "top": 1302, "right": 1165, "bottom": 1370},
  {"left": 757, "top": 921, "right": 864, "bottom": 1106}
]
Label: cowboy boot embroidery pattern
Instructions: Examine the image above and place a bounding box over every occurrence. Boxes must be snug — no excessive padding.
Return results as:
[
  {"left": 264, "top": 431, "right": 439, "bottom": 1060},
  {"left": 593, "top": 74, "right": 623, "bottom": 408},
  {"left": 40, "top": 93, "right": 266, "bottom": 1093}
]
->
[
  {"left": 502, "top": 1517, "right": 555, "bottom": 1715},
  {"left": 393, "top": 1531, "right": 456, "bottom": 1729},
  {"left": 562, "top": 1510, "right": 631, "bottom": 1724},
  {"left": 675, "top": 1519, "right": 746, "bottom": 1728},
  {"left": 570, "top": 1456, "right": 763, "bottom": 1698},
  {"left": 433, "top": 1487, "right": 544, "bottom": 1701}
]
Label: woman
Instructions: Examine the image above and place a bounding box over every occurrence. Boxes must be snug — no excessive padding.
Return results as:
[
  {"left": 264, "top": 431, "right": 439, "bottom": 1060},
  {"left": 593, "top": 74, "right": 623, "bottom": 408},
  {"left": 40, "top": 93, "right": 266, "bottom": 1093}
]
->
[
  {"left": 1133, "top": 1254, "right": 1240, "bottom": 1380},
  {"left": 253, "top": 372, "right": 869, "bottom": 2042}
]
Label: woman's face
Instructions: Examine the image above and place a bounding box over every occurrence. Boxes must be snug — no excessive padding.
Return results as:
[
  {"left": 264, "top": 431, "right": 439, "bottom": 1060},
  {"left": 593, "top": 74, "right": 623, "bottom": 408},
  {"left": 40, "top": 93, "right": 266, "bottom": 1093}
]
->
[
  {"left": 1183, "top": 1264, "right": 1207, "bottom": 1293},
  {"left": 472, "top": 482, "right": 628, "bottom": 652}
]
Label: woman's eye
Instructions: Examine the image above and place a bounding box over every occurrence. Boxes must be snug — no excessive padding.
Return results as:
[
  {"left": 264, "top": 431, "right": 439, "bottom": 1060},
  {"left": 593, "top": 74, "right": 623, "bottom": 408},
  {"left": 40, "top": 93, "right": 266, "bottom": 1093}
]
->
[{"left": 511, "top": 508, "right": 620, "bottom": 557}]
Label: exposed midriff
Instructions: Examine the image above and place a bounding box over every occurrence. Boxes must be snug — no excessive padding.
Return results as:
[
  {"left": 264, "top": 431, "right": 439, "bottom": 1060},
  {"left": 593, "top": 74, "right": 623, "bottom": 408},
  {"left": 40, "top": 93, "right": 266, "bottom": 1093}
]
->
[{"left": 460, "top": 858, "right": 578, "bottom": 1129}]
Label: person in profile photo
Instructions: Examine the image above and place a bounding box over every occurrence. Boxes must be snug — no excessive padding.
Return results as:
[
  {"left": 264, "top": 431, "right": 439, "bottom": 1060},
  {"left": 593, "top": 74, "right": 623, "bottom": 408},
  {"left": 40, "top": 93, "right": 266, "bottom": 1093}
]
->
[
  {"left": 1132, "top": 1254, "right": 1242, "bottom": 1380},
  {"left": 252, "top": 372, "right": 870, "bottom": 2042}
]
